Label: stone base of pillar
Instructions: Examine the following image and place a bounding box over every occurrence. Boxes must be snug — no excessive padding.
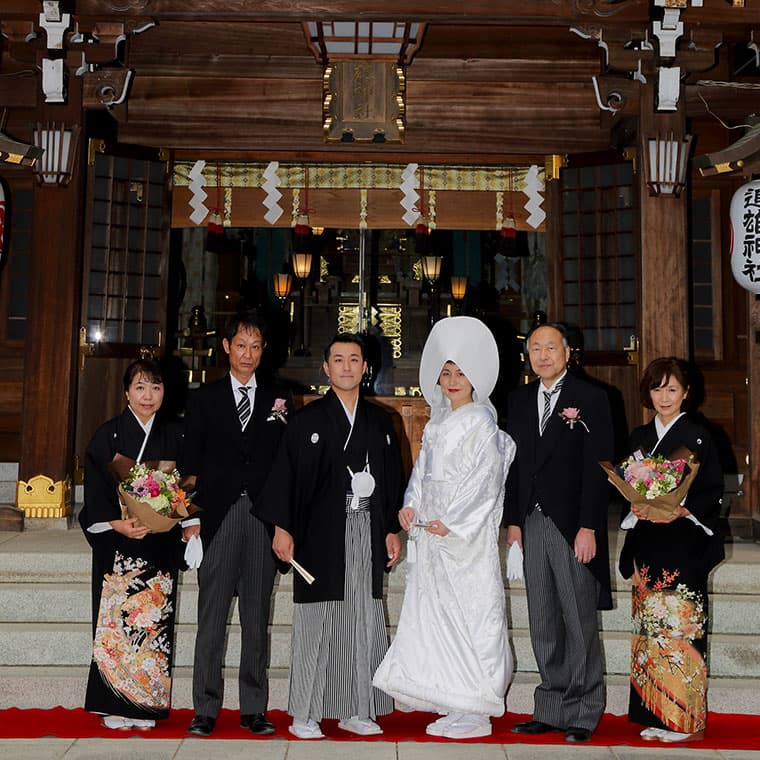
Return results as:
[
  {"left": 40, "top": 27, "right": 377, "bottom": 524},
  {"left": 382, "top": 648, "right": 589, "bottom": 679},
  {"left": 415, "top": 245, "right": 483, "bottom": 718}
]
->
[{"left": 24, "top": 515, "right": 74, "bottom": 530}]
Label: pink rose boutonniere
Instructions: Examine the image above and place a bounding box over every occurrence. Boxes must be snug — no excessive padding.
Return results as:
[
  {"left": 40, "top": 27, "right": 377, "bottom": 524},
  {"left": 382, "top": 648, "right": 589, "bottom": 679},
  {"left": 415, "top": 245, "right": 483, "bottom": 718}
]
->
[
  {"left": 267, "top": 398, "right": 288, "bottom": 424},
  {"left": 559, "top": 406, "right": 589, "bottom": 432}
]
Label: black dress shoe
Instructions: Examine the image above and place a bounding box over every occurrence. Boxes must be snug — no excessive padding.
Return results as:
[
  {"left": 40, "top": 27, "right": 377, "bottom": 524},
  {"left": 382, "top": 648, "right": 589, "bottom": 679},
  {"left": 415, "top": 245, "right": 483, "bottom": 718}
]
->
[
  {"left": 187, "top": 714, "right": 215, "bottom": 737},
  {"left": 240, "top": 712, "right": 275, "bottom": 736},
  {"left": 511, "top": 720, "right": 561, "bottom": 735},
  {"left": 566, "top": 726, "right": 592, "bottom": 742}
]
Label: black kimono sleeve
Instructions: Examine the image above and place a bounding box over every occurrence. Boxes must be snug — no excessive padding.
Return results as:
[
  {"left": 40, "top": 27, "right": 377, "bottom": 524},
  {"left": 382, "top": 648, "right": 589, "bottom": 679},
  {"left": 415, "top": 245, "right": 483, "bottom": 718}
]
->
[
  {"left": 79, "top": 420, "right": 121, "bottom": 549},
  {"left": 379, "top": 410, "right": 403, "bottom": 536},
  {"left": 681, "top": 427, "right": 723, "bottom": 528}
]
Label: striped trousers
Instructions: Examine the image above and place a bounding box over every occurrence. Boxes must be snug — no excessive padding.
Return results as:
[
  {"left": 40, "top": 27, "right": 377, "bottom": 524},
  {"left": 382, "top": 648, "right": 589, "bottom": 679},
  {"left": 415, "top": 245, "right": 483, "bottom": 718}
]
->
[
  {"left": 288, "top": 508, "right": 392, "bottom": 722},
  {"left": 523, "top": 507, "right": 605, "bottom": 732},
  {"left": 192, "top": 495, "right": 276, "bottom": 717}
]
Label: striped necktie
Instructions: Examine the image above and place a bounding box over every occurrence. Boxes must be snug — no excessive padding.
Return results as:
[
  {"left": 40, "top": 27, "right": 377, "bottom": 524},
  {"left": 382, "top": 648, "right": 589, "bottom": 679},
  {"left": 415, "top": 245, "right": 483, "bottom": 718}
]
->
[
  {"left": 540, "top": 381, "right": 563, "bottom": 435},
  {"left": 237, "top": 386, "right": 251, "bottom": 429}
]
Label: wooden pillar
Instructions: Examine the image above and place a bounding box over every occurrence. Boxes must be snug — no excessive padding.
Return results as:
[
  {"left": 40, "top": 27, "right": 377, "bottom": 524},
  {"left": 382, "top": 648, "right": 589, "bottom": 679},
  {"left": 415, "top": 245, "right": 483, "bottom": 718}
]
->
[
  {"left": 637, "top": 85, "right": 689, "bottom": 382},
  {"left": 17, "top": 93, "right": 85, "bottom": 520},
  {"left": 543, "top": 156, "right": 563, "bottom": 320},
  {"left": 750, "top": 292, "right": 760, "bottom": 538}
]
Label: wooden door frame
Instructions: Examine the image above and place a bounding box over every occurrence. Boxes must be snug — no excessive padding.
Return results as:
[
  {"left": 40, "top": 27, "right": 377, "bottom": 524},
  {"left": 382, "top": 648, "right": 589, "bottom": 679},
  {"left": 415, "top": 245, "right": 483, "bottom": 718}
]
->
[{"left": 73, "top": 142, "right": 173, "bottom": 482}]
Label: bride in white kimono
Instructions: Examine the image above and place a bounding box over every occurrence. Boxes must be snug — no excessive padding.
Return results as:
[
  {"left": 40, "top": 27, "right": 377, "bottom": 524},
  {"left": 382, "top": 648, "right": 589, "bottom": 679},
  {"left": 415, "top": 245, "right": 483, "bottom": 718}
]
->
[{"left": 373, "top": 316, "right": 516, "bottom": 739}]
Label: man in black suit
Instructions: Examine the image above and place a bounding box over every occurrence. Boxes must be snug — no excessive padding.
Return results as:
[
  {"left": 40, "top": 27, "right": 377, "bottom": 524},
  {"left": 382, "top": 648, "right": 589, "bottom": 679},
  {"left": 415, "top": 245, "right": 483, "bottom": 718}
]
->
[
  {"left": 182, "top": 310, "right": 291, "bottom": 737},
  {"left": 504, "top": 323, "right": 613, "bottom": 743}
]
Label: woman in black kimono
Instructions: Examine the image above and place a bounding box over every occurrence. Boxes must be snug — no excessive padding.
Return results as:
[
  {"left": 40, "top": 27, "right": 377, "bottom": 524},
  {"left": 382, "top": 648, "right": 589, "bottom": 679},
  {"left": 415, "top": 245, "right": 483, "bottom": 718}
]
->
[
  {"left": 79, "top": 359, "right": 185, "bottom": 730},
  {"left": 619, "top": 357, "right": 724, "bottom": 743}
]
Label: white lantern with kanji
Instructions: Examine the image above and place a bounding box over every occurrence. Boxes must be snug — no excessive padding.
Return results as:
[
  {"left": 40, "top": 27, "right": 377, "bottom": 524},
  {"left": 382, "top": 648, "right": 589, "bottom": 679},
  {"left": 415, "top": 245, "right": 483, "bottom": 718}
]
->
[{"left": 730, "top": 179, "right": 760, "bottom": 294}]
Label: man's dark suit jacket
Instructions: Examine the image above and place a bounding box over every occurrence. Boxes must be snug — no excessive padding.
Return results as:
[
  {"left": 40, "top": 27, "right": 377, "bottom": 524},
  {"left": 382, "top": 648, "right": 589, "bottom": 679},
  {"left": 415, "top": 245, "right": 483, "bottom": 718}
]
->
[
  {"left": 183, "top": 375, "right": 291, "bottom": 547},
  {"left": 504, "top": 370, "right": 614, "bottom": 609}
]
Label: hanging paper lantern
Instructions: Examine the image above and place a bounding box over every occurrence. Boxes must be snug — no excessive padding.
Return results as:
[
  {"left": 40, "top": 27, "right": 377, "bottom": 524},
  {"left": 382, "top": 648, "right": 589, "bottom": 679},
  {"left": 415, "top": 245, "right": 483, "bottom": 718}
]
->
[{"left": 729, "top": 179, "right": 760, "bottom": 294}]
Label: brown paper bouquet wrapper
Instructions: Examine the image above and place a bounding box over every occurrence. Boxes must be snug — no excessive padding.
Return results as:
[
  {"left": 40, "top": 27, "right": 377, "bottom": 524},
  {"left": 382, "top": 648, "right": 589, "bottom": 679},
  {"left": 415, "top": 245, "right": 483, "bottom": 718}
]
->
[
  {"left": 118, "top": 486, "right": 191, "bottom": 533},
  {"left": 108, "top": 455, "right": 177, "bottom": 482},
  {"left": 599, "top": 460, "right": 700, "bottom": 522}
]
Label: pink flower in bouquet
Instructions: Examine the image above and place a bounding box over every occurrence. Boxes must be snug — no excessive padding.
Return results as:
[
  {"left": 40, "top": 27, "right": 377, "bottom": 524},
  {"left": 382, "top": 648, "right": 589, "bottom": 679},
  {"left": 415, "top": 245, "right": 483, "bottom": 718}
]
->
[
  {"left": 625, "top": 460, "right": 654, "bottom": 484},
  {"left": 145, "top": 475, "right": 161, "bottom": 498}
]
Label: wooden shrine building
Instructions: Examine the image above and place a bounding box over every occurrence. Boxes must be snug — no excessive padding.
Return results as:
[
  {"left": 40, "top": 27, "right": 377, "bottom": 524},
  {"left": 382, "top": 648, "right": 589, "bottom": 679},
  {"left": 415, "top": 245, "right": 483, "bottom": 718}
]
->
[{"left": 0, "top": 0, "right": 759, "bottom": 538}]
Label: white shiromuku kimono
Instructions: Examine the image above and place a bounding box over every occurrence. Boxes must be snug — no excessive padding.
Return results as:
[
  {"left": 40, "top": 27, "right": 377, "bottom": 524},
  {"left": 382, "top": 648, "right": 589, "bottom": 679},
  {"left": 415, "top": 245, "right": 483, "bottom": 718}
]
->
[{"left": 373, "top": 401, "right": 516, "bottom": 716}]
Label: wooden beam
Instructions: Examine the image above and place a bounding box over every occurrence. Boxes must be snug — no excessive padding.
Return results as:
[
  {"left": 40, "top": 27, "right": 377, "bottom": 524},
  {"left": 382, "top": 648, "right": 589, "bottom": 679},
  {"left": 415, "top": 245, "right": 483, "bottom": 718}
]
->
[
  {"left": 120, "top": 120, "right": 610, "bottom": 155},
  {"left": 2, "top": 1, "right": 649, "bottom": 25},
  {"left": 170, "top": 149, "right": 547, "bottom": 164},
  {"left": 3, "top": 0, "right": 757, "bottom": 28},
  {"left": 114, "top": 75, "right": 611, "bottom": 154},
  {"left": 686, "top": 84, "right": 760, "bottom": 123},
  {"left": 127, "top": 20, "right": 316, "bottom": 67},
  {"left": 410, "top": 58, "right": 600, "bottom": 83},
  {"left": 171, "top": 186, "right": 543, "bottom": 231}
]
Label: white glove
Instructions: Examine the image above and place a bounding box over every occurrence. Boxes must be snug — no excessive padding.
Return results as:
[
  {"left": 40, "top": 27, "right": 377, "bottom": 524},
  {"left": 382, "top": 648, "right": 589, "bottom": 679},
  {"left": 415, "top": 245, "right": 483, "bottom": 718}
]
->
[
  {"left": 184, "top": 534, "right": 203, "bottom": 570},
  {"left": 621, "top": 511, "right": 639, "bottom": 530},
  {"left": 506, "top": 542, "right": 524, "bottom": 581}
]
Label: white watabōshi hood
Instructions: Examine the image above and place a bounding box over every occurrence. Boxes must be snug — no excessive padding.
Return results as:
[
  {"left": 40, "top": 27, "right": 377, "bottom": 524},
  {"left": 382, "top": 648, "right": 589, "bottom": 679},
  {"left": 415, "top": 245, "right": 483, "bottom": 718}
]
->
[{"left": 419, "top": 316, "right": 500, "bottom": 420}]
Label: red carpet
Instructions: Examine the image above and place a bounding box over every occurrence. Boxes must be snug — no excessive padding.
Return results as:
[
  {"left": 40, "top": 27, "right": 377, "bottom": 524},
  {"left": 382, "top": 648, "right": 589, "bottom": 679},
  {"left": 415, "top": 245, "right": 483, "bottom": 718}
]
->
[{"left": 0, "top": 708, "right": 758, "bottom": 748}]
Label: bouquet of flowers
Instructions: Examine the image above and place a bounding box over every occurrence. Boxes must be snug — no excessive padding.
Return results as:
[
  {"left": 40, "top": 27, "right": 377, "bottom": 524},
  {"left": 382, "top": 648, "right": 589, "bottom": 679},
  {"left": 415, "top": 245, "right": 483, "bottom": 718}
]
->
[
  {"left": 112, "top": 458, "right": 194, "bottom": 533},
  {"left": 599, "top": 448, "right": 700, "bottom": 522}
]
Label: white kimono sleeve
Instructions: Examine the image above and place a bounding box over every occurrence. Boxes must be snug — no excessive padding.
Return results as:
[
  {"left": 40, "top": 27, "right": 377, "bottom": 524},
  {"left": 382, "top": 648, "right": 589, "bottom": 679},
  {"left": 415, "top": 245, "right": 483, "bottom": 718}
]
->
[
  {"left": 443, "top": 427, "right": 515, "bottom": 544},
  {"left": 402, "top": 427, "right": 429, "bottom": 511}
]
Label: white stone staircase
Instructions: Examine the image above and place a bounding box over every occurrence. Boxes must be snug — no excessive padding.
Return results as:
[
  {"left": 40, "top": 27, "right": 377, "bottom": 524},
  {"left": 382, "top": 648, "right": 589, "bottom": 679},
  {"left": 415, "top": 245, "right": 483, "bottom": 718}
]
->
[{"left": 0, "top": 524, "right": 759, "bottom": 716}]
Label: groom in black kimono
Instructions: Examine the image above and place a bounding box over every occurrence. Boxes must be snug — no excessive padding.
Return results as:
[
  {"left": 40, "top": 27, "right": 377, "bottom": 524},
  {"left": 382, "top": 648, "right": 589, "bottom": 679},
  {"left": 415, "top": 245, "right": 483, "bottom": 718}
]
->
[
  {"left": 254, "top": 333, "right": 404, "bottom": 740},
  {"left": 505, "top": 323, "right": 613, "bottom": 743}
]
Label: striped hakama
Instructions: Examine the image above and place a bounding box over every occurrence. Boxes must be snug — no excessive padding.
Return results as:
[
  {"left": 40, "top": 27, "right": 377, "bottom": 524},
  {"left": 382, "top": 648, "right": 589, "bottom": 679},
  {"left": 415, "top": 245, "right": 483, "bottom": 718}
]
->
[{"left": 288, "top": 495, "right": 392, "bottom": 721}]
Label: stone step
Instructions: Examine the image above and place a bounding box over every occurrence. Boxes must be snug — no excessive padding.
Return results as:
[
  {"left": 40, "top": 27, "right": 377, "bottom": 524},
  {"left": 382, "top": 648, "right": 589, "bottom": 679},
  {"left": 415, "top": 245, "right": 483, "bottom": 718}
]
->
[
  {"left": 1, "top": 666, "right": 758, "bottom": 717},
  {"left": 2, "top": 527, "right": 760, "bottom": 715},
  {"left": 1, "top": 530, "right": 759, "bottom": 594},
  {"left": 2, "top": 581, "right": 759, "bottom": 636},
  {"left": 1, "top": 621, "right": 758, "bottom": 680}
]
